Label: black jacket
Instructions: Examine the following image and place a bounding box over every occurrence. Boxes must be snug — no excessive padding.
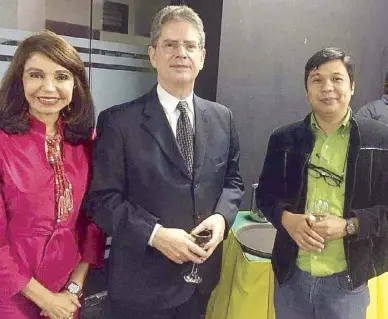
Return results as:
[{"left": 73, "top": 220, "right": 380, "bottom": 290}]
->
[
  {"left": 85, "top": 88, "right": 244, "bottom": 310},
  {"left": 257, "top": 113, "right": 388, "bottom": 289},
  {"left": 357, "top": 95, "right": 388, "bottom": 125}
]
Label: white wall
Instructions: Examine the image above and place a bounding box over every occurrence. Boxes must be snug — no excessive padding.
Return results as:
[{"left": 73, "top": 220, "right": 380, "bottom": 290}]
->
[
  {"left": 0, "top": 0, "right": 46, "bottom": 32},
  {"left": 17, "top": 0, "right": 46, "bottom": 31},
  {"left": 91, "top": 68, "right": 155, "bottom": 114},
  {"left": 0, "top": 0, "right": 18, "bottom": 29},
  {"left": 46, "top": 0, "right": 91, "bottom": 27}
]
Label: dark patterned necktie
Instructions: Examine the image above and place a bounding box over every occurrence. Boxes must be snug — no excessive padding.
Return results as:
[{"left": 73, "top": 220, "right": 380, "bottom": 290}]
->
[{"left": 176, "top": 101, "right": 194, "bottom": 176}]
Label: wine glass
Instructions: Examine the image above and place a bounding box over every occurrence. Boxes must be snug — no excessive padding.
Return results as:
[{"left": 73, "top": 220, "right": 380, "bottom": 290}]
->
[
  {"left": 306, "top": 199, "right": 329, "bottom": 253},
  {"left": 306, "top": 199, "right": 330, "bottom": 222},
  {"left": 183, "top": 230, "right": 212, "bottom": 284}
]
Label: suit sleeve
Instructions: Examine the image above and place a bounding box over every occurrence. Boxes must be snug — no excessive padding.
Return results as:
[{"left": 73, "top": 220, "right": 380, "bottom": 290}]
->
[
  {"left": 215, "top": 109, "right": 244, "bottom": 237},
  {"left": 84, "top": 110, "right": 158, "bottom": 256},
  {"left": 0, "top": 182, "right": 32, "bottom": 301},
  {"left": 256, "top": 132, "right": 288, "bottom": 230},
  {"left": 356, "top": 103, "right": 377, "bottom": 120}
]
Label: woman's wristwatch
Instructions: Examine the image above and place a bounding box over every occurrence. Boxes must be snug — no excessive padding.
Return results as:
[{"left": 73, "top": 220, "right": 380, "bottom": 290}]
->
[{"left": 65, "top": 281, "right": 83, "bottom": 298}]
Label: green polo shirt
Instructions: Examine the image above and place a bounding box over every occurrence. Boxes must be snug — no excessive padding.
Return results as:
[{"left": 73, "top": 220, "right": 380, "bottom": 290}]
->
[{"left": 296, "top": 110, "right": 351, "bottom": 276}]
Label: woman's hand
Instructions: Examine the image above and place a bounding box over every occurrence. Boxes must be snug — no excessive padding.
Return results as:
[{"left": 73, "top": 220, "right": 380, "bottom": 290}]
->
[{"left": 40, "top": 291, "right": 81, "bottom": 319}]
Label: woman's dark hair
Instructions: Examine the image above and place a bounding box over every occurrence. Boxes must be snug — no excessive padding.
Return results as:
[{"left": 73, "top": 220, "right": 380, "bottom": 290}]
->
[
  {"left": 0, "top": 30, "right": 95, "bottom": 145},
  {"left": 304, "top": 47, "right": 355, "bottom": 90}
]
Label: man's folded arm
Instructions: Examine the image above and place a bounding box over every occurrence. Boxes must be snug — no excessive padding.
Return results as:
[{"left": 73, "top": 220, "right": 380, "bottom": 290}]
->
[
  {"left": 214, "top": 110, "right": 244, "bottom": 238},
  {"left": 84, "top": 110, "right": 159, "bottom": 255}
]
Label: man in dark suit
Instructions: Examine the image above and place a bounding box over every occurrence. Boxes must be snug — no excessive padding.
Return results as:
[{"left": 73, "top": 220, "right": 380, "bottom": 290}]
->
[
  {"left": 85, "top": 5, "right": 244, "bottom": 319},
  {"left": 356, "top": 81, "right": 388, "bottom": 124}
]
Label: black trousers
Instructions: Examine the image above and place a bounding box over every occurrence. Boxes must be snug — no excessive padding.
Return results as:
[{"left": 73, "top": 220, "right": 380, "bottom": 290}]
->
[{"left": 104, "top": 289, "right": 210, "bottom": 319}]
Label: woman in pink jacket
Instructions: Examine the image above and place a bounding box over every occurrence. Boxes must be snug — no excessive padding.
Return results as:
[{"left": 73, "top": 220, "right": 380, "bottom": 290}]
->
[{"left": 0, "top": 31, "right": 104, "bottom": 319}]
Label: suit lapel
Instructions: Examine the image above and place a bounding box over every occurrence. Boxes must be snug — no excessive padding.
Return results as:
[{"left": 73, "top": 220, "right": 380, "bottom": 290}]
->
[
  {"left": 142, "top": 88, "right": 192, "bottom": 179},
  {"left": 193, "top": 95, "right": 208, "bottom": 181}
]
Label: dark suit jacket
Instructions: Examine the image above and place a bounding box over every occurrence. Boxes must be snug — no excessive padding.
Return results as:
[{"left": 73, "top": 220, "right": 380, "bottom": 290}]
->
[
  {"left": 356, "top": 95, "right": 388, "bottom": 125},
  {"left": 85, "top": 87, "right": 244, "bottom": 311}
]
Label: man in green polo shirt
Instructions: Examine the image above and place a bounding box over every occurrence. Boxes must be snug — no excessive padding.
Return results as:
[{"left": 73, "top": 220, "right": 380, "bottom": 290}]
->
[
  {"left": 257, "top": 47, "right": 388, "bottom": 319},
  {"left": 297, "top": 109, "right": 350, "bottom": 277}
]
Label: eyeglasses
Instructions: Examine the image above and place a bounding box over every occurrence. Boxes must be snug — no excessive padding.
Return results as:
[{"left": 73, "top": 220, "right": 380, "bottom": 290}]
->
[
  {"left": 307, "top": 162, "right": 344, "bottom": 187},
  {"left": 157, "top": 40, "right": 202, "bottom": 54}
]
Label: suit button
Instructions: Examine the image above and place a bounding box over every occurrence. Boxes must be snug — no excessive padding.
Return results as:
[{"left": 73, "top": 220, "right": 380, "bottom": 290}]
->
[
  {"left": 194, "top": 183, "right": 199, "bottom": 189},
  {"left": 196, "top": 212, "right": 201, "bottom": 219}
]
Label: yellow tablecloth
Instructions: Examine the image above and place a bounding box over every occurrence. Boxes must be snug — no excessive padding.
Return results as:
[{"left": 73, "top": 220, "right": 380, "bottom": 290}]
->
[{"left": 206, "top": 211, "right": 388, "bottom": 319}]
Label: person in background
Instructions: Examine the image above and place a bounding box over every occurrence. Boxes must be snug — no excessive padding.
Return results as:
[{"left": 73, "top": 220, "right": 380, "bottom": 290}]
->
[
  {"left": 0, "top": 31, "right": 105, "bottom": 319},
  {"left": 356, "top": 80, "right": 388, "bottom": 124},
  {"left": 257, "top": 47, "right": 388, "bottom": 319},
  {"left": 85, "top": 5, "right": 244, "bottom": 319}
]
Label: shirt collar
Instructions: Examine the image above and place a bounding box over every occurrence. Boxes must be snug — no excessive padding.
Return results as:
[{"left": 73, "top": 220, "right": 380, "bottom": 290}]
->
[
  {"left": 28, "top": 113, "right": 64, "bottom": 136},
  {"left": 311, "top": 108, "right": 351, "bottom": 134},
  {"left": 157, "top": 84, "right": 194, "bottom": 115}
]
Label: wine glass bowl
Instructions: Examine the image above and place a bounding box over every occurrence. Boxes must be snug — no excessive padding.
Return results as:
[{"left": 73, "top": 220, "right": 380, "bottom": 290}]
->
[
  {"left": 307, "top": 199, "right": 330, "bottom": 222},
  {"left": 194, "top": 230, "right": 212, "bottom": 247}
]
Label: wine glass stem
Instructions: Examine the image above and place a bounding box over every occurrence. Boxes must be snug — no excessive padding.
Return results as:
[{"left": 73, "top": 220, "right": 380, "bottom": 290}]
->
[{"left": 191, "top": 263, "right": 198, "bottom": 275}]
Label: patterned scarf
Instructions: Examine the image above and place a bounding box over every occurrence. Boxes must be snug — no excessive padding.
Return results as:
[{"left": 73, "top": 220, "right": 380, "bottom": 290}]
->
[{"left": 46, "top": 132, "right": 73, "bottom": 222}]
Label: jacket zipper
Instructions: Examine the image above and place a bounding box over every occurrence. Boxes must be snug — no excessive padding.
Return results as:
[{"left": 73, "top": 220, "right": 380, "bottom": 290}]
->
[
  {"left": 368, "top": 151, "right": 373, "bottom": 203},
  {"left": 295, "top": 153, "right": 310, "bottom": 211},
  {"left": 284, "top": 152, "right": 310, "bottom": 281},
  {"left": 345, "top": 123, "right": 359, "bottom": 290},
  {"left": 368, "top": 150, "right": 377, "bottom": 278},
  {"left": 283, "top": 151, "right": 288, "bottom": 195},
  {"left": 369, "top": 239, "right": 377, "bottom": 277}
]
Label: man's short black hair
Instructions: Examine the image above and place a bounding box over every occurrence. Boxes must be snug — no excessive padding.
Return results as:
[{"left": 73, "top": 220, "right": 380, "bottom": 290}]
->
[{"left": 304, "top": 47, "right": 355, "bottom": 90}]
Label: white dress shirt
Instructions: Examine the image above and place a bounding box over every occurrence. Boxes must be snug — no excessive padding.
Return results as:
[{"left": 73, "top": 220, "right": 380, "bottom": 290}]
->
[
  {"left": 148, "top": 84, "right": 195, "bottom": 246},
  {"left": 157, "top": 84, "right": 195, "bottom": 135}
]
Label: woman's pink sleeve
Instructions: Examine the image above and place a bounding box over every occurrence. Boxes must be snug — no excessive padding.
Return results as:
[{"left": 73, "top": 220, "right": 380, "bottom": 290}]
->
[
  {"left": 77, "top": 211, "right": 105, "bottom": 268},
  {"left": 0, "top": 188, "right": 32, "bottom": 301}
]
